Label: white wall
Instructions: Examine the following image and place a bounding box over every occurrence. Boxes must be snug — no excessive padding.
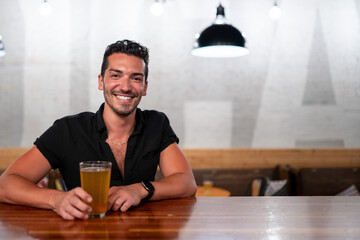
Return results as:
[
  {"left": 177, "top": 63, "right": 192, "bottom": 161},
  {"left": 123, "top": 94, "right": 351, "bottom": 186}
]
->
[{"left": 0, "top": 0, "right": 359, "bottom": 148}]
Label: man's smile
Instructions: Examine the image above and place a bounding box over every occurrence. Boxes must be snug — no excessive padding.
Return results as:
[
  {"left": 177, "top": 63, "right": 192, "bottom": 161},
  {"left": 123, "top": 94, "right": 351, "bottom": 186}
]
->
[{"left": 115, "top": 95, "right": 132, "bottom": 101}]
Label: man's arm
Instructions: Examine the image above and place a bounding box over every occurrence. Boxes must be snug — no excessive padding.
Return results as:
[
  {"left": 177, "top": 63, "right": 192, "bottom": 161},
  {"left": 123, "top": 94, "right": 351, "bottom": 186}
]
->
[
  {"left": 151, "top": 142, "right": 197, "bottom": 200},
  {"left": 0, "top": 145, "right": 92, "bottom": 220},
  {"left": 107, "top": 142, "right": 197, "bottom": 211}
]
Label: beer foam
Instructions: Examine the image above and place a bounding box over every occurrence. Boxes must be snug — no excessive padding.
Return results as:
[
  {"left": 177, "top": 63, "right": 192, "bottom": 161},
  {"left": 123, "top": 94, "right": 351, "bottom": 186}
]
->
[{"left": 80, "top": 167, "right": 110, "bottom": 172}]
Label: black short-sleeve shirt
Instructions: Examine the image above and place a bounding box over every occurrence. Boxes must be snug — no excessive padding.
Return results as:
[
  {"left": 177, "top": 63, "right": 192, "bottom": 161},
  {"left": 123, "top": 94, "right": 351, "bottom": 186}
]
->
[{"left": 34, "top": 103, "right": 179, "bottom": 190}]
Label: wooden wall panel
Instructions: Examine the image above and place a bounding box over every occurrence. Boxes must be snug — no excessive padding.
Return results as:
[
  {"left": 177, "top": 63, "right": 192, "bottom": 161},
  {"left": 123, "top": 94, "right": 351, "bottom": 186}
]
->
[
  {"left": 183, "top": 149, "right": 360, "bottom": 169},
  {"left": 0, "top": 148, "right": 28, "bottom": 169},
  {"left": 1, "top": 148, "right": 360, "bottom": 170}
]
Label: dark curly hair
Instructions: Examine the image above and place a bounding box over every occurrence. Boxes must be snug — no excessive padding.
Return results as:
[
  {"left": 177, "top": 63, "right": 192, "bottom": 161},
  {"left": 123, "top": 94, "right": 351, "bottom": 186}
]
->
[{"left": 100, "top": 39, "right": 150, "bottom": 81}]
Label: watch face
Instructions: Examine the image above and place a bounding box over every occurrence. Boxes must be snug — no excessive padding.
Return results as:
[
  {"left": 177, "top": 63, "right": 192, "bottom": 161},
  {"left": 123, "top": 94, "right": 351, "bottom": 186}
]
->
[{"left": 142, "top": 180, "right": 154, "bottom": 191}]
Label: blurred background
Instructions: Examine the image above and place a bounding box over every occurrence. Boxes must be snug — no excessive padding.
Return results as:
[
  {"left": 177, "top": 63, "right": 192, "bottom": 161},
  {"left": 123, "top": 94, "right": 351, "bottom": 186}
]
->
[{"left": 0, "top": 0, "right": 359, "bottom": 148}]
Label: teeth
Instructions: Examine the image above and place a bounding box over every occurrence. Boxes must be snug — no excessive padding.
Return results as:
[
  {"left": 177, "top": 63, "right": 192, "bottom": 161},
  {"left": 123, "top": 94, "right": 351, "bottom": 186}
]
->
[{"left": 116, "top": 96, "right": 131, "bottom": 100}]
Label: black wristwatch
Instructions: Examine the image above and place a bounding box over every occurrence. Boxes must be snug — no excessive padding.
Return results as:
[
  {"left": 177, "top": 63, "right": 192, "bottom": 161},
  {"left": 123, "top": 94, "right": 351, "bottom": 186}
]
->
[{"left": 141, "top": 180, "right": 155, "bottom": 201}]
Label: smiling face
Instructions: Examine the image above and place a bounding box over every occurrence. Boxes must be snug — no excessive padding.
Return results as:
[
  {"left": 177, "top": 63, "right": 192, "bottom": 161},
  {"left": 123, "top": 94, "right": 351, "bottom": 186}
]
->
[{"left": 98, "top": 53, "right": 148, "bottom": 117}]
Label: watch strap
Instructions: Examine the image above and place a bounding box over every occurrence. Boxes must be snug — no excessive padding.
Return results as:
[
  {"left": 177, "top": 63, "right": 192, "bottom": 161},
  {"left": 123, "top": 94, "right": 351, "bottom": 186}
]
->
[{"left": 141, "top": 180, "right": 154, "bottom": 201}]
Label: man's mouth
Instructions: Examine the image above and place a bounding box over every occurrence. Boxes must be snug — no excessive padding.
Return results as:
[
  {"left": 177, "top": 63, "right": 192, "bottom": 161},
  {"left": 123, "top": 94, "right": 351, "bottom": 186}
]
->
[{"left": 116, "top": 95, "right": 132, "bottom": 100}]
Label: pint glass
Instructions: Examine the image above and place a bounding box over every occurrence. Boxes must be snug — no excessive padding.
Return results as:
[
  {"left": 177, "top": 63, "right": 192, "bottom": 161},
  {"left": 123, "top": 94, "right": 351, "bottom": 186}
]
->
[{"left": 79, "top": 161, "right": 112, "bottom": 219}]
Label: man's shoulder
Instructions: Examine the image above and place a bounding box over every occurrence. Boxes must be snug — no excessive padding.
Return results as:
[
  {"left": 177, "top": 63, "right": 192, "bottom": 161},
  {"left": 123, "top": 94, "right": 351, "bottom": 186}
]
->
[
  {"left": 53, "top": 111, "right": 95, "bottom": 127},
  {"left": 140, "top": 109, "right": 165, "bottom": 116},
  {"left": 138, "top": 109, "right": 167, "bottom": 121},
  {"left": 137, "top": 109, "right": 171, "bottom": 129}
]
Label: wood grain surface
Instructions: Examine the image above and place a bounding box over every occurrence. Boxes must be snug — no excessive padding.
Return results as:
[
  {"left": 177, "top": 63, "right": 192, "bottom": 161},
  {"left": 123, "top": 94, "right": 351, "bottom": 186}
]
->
[
  {"left": 196, "top": 186, "right": 231, "bottom": 197},
  {"left": 1, "top": 196, "right": 359, "bottom": 239}
]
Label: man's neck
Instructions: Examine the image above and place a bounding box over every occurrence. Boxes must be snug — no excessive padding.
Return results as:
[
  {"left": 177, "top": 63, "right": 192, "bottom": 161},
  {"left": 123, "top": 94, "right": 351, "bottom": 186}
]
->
[{"left": 102, "top": 103, "right": 136, "bottom": 138}]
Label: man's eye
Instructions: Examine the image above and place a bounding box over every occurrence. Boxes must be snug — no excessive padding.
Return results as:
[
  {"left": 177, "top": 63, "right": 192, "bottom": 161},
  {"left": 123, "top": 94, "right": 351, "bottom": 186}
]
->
[
  {"left": 133, "top": 77, "right": 143, "bottom": 82},
  {"left": 111, "top": 74, "right": 119, "bottom": 78}
]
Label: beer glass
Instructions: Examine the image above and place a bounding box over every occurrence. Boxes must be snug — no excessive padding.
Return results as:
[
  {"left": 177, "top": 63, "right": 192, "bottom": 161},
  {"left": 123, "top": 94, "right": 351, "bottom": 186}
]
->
[
  {"left": 79, "top": 161, "right": 112, "bottom": 219},
  {"left": 203, "top": 174, "right": 213, "bottom": 194}
]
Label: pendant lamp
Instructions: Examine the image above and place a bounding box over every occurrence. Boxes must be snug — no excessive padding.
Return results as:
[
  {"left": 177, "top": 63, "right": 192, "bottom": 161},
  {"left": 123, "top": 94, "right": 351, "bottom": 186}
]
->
[
  {"left": 39, "top": 0, "right": 52, "bottom": 16},
  {"left": 192, "top": 4, "right": 249, "bottom": 58},
  {"left": 269, "top": 1, "right": 282, "bottom": 20},
  {"left": 150, "top": 0, "right": 164, "bottom": 16},
  {"left": 0, "top": 35, "right": 5, "bottom": 57}
]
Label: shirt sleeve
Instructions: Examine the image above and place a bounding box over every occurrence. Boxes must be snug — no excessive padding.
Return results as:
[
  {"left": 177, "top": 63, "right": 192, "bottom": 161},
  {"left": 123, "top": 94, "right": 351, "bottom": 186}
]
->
[
  {"left": 34, "top": 119, "right": 67, "bottom": 170},
  {"left": 159, "top": 112, "right": 179, "bottom": 152}
]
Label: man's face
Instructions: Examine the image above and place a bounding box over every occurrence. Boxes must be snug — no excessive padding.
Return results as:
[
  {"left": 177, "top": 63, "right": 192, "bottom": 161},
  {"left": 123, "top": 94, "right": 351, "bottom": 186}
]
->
[{"left": 98, "top": 53, "right": 148, "bottom": 116}]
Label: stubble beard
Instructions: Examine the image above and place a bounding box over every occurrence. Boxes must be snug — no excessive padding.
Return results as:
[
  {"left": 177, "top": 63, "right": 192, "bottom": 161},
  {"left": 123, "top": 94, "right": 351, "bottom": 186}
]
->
[{"left": 103, "top": 89, "right": 142, "bottom": 117}]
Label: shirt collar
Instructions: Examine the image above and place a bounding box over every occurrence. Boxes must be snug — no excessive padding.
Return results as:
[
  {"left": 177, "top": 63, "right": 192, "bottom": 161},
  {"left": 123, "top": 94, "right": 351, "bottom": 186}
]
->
[
  {"left": 96, "top": 103, "right": 107, "bottom": 133},
  {"left": 133, "top": 108, "right": 144, "bottom": 135}
]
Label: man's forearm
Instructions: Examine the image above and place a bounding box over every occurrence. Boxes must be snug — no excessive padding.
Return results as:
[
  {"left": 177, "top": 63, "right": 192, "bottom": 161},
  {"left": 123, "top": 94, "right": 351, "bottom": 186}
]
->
[
  {"left": 0, "top": 174, "right": 58, "bottom": 209},
  {"left": 151, "top": 172, "right": 197, "bottom": 201}
]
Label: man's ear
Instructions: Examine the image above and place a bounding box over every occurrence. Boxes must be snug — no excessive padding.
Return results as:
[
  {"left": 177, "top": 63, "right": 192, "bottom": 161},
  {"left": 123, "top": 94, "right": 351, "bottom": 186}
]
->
[
  {"left": 142, "top": 81, "right": 148, "bottom": 96},
  {"left": 98, "top": 74, "right": 104, "bottom": 90}
]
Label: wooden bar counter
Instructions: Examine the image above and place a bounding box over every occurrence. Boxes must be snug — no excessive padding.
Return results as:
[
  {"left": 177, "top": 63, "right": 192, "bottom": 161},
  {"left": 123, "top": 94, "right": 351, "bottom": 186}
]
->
[{"left": 0, "top": 196, "right": 359, "bottom": 239}]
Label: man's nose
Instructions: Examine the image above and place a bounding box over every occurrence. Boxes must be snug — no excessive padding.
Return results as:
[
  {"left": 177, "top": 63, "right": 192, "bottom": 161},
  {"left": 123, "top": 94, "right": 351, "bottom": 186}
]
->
[{"left": 119, "top": 77, "right": 131, "bottom": 91}]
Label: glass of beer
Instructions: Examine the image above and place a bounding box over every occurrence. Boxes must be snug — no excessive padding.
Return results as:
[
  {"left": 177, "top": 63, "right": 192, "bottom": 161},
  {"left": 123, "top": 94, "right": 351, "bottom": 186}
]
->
[
  {"left": 203, "top": 174, "right": 213, "bottom": 194},
  {"left": 79, "top": 161, "right": 112, "bottom": 219}
]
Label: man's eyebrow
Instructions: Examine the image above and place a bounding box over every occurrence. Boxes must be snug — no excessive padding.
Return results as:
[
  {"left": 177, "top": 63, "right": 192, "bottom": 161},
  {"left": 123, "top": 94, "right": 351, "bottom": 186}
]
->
[
  {"left": 108, "top": 69, "right": 122, "bottom": 73},
  {"left": 132, "top": 73, "right": 144, "bottom": 77},
  {"left": 108, "top": 69, "right": 144, "bottom": 77}
]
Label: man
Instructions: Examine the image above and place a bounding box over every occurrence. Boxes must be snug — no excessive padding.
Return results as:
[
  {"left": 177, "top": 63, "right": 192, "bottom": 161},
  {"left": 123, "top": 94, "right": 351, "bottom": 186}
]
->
[{"left": 0, "top": 40, "right": 197, "bottom": 220}]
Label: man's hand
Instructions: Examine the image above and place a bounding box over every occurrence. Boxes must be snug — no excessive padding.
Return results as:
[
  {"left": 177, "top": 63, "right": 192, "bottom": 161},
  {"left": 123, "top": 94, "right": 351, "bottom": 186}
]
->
[
  {"left": 53, "top": 187, "right": 93, "bottom": 220},
  {"left": 107, "top": 183, "right": 147, "bottom": 212}
]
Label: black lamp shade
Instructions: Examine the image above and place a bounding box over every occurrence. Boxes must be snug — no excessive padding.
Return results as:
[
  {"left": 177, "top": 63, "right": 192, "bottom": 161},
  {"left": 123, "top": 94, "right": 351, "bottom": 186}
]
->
[
  {"left": 192, "top": 4, "right": 249, "bottom": 58},
  {"left": 0, "top": 37, "right": 5, "bottom": 57},
  {"left": 196, "top": 24, "right": 246, "bottom": 48}
]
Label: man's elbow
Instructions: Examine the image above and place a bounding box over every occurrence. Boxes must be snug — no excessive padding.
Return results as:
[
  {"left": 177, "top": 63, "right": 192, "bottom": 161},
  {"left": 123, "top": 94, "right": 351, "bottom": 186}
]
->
[
  {"left": 188, "top": 186, "right": 197, "bottom": 197},
  {"left": 184, "top": 177, "right": 197, "bottom": 197}
]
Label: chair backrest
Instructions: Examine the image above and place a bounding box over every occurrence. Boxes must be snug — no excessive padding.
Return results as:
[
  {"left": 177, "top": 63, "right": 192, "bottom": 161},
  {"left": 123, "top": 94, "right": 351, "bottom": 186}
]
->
[{"left": 245, "top": 176, "right": 270, "bottom": 196}]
